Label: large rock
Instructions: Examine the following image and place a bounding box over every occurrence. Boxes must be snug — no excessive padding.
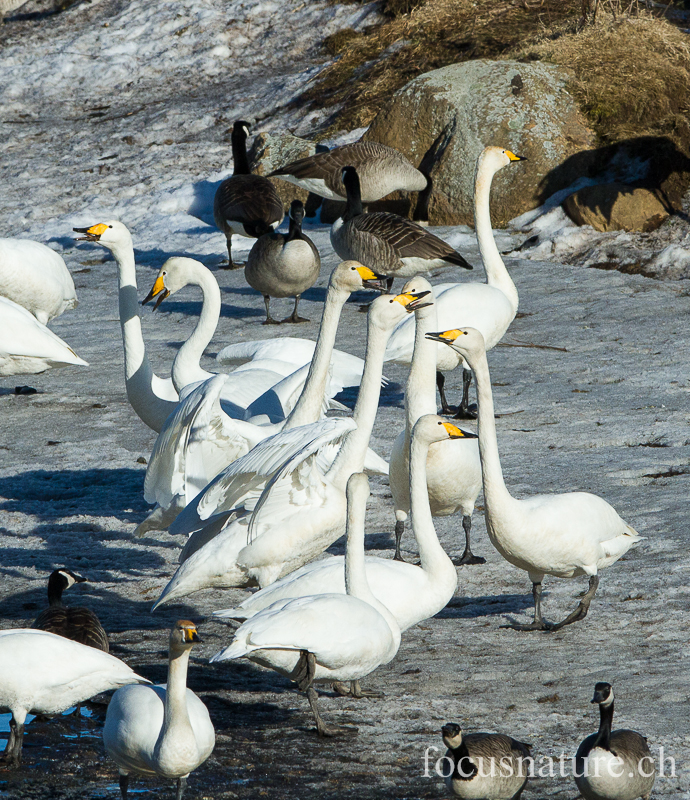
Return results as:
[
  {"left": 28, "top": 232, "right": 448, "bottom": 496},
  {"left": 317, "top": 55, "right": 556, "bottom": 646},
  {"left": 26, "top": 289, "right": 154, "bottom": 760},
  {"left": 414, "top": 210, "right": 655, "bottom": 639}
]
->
[
  {"left": 563, "top": 183, "right": 670, "bottom": 232},
  {"left": 364, "top": 59, "right": 596, "bottom": 226}
]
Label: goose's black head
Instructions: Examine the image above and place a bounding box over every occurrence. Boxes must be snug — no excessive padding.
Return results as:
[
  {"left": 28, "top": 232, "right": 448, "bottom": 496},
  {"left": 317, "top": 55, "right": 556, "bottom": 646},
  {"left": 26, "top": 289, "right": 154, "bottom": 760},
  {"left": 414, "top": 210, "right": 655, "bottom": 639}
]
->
[
  {"left": 592, "top": 682, "right": 614, "bottom": 706},
  {"left": 441, "top": 722, "right": 463, "bottom": 749},
  {"left": 341, "top": 165, "right": 361, "bottom": 192},
  {"left": 48, "top": 568, "right": 87, "bottom": 603},
  {"left": 233, "top": 119, "right": 251, "bottom": 139},
  {"left": 289, "top": 199, "right": 305, "bottom": 226}
]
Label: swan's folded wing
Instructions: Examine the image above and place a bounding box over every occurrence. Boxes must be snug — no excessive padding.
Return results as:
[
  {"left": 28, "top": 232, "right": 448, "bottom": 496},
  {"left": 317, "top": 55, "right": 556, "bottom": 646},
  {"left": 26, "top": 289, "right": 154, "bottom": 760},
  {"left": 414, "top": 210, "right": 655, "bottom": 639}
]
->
[{"left": 170, "top": 417, "right": 357, "bottom": 537}]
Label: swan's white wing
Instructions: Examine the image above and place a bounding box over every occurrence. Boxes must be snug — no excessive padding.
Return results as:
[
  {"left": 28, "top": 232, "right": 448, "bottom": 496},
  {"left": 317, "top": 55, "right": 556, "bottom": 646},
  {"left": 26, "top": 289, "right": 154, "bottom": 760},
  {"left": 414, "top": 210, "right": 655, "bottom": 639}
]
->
[
  {"left": 0, "top": 296, "right": 88, "bottom": 375},
  {"left": 170, "top": 417, "right": 357, "bottom": 536}
]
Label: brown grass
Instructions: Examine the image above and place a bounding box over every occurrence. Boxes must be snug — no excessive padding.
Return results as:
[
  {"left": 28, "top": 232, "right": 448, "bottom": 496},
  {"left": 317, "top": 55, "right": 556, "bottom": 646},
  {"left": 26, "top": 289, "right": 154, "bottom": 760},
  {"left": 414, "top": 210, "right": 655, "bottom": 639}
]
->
[{"left": 303, "top": 0, "right": 690, "bottom": 152}]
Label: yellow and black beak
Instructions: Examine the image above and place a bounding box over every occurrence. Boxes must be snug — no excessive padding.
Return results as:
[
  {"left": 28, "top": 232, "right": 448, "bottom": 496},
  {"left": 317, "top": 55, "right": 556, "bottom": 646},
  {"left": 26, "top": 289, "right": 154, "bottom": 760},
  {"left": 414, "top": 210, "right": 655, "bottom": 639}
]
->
[
  {"left": 442, "top": 422, "right": 477, "bottom": 440},
  {"left": 505, "top": 150, "right": 527, "bottom": 162},
  {"left": 355, "top": 264, "right": 388, "bottom": 292},
  {"left": 142, "top": 274, "right": 169, "bottom": 310},
  {"left": 394, "top": 290, "right": 432, "bottom": 312},
  {"left": 184, "top": 627, "right": 201, "bottom": 644},
  {"left": 426, "top": 328, "right": 463, "bottom": 344},
  {"left": 73, "top": 223, "right": 108, "bottom": 242}
]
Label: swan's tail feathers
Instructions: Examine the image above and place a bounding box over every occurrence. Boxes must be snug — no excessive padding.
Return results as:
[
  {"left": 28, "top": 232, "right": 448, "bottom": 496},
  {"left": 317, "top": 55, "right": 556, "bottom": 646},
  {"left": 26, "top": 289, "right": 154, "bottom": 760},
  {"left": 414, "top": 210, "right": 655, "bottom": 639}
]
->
[
  {"left": 213, "top": 607, "right": 253, "bottom": 622},
  {"left": 363, "top": 447, "right": 389, "bottom": 477},
  {"left": 209, "top": 639, "right": 249, "bottom": 663}
]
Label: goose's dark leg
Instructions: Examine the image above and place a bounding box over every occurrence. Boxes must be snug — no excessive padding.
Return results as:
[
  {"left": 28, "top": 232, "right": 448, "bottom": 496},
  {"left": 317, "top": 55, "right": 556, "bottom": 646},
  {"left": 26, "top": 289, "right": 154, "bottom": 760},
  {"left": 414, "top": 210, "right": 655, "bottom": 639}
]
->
[
  {"left": 437, "top": 371, "right": 453, "bottom": 415},
  {"left": 295, "top": 650, "right": 345, "bottom": 737},
  {"left": 333, "top": 679, "right": 383, "bottom": 698},
  {"left": 453, "top": 368, "right": 478, "bottom": 419},
  {"left": 176, "top": 776, "right": 187, "bottom": 800},
  {"left": 262, "top": 295, "right": 281, "bottom": 325},
  {"left": 549, "top": 575, "right": 599, "bottom": 631},
  {"left": 118, "top": 774, "right": 129, "bottom": 800},
  {"left": 453, "top": 514, "right": 486, "bottom": 566},
  {"left": 283, "top": 295, "right": 309, "bottom": 324},
  {"left": 502, "top": 581, "right": 550, "bottom": 631},
  {"left": 393, "top": 519, "right": 406, "bottom": 562}
]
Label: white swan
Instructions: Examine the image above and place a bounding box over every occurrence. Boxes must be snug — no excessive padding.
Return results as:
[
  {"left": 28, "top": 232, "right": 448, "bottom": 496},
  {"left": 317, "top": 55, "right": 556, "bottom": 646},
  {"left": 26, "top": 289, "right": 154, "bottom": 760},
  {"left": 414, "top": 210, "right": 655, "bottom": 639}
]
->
[
  {"left": 210, "top": 472, "right": 401, "bottom": 737},
  {"left": 135, "top": 262, "right": 388, "bottom": 536},
  {"left": 384, "top": 146, "right": 525, "bottom": 418},
  {"left": 0, "top": 629, "right": 148, "bottom": 766},
  {"left": 74, "top": 222, "right": 179, "bottom": 432},
  {"left": 389, "top": 275, "right": 483, "bottom": 565},
  {"left": 103, "top": 621, "right": 214, "bottom": 800},
  {"left": 0, "top": 238, "right": 77, "bottom": 324},
  {"left": 154, "top": 290, "right": 423, "bottom": 603},
  {"left": 213, "top": 414, "right": 467, "bottom": 633},
  {"left": 0, "top": 296, "right": 88, "bottom": 376},
  {"left": 428, "top": 327, "right": 642, "bottom": 631}
]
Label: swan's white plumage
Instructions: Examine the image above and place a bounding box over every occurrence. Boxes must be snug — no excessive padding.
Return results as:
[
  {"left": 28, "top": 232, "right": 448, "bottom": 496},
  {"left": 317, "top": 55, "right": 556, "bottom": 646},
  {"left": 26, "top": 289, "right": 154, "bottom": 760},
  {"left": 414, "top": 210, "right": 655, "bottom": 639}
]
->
[
  {"left": 0, "top": 238, "right": 77, "bottom": 325},
  {"left": 0, "top": 296, "right": 88, "bottom": 376}
]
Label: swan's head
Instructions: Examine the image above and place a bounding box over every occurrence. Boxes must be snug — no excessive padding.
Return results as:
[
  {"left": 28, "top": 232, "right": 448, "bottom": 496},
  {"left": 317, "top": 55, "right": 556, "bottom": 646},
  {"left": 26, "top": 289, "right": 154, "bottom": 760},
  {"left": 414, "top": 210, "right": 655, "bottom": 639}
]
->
[
  {"left": 414, "top": 414, "right": 478, "bottom": 446},
  {"left": 142, "top": 256, "right": 205, "bottom": 310},
  {"left": 478, "top": 146, "right": 526, "bottom": 176},
  {"left": 425, "top": 327, "right": 485, "bottom": 359},
  {"left": 170, "top": 620, "right": 201, "bottom": 653},
  {"left": 592, "top": 682, "right": 614, "bottom": 707},
  {"left": 330, "top": 261, "right": 387, "bottom": 293},
  {"left": 346, "top": 472, "right": 370, "bottom": 507},
  {"left": 73, "top": 220, "right": 132, "bottom": 249},
  {"left": 441, "top": 722, "right": 463, "bottom": 750},
  {"left": 400, "top": 276, "right": 434, "bottom": 313},
  {"left": 369, "top": 290, "right": 427, "bottom": 331}
]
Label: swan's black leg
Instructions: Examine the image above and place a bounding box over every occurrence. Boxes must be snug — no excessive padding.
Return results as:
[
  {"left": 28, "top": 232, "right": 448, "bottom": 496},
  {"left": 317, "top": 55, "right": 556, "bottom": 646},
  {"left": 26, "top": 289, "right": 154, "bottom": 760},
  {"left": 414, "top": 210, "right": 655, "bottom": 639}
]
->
[
  {"left": 393, "top": 519, "right": 406, "bottom": 562},
  {"left": 1, "top": 717, "right": 23, "bottom": 767},
  {"left": 549, "top": 575, "right": 599, "bottom": 631},
  {"left": 502, "top": 581, "right": 550, "bottom": 631},
  {"left": 385, "top": 276, "right": 395, "bottom": 294},
  {"left": 176, "top": 776, "right": 187, "bottom": 800},
  {"left": 453, "top": 368, "right": 478, "bottom": 419},
  {"left": 296, "top": 650, "right": 346, "bottom": 737},
  {"left": 437, "top": 371, "right": 452, "bottom": 415},
  {"left": 453, "top": 515, "right": 485, "bottom": 566},
  {"left": 119, "top": 774, "right": 129, "bottom": 800},
  {"left": 333, "top": 679, "right": 383, "bottom": 698}
]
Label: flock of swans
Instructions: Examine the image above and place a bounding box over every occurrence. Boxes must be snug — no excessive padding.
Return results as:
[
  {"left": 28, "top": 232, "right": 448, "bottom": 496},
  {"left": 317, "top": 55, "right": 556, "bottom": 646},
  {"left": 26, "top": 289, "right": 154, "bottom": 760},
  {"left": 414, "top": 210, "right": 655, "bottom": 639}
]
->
[{"left": 0, "top": 129, "right": 653, "bottom": 800}]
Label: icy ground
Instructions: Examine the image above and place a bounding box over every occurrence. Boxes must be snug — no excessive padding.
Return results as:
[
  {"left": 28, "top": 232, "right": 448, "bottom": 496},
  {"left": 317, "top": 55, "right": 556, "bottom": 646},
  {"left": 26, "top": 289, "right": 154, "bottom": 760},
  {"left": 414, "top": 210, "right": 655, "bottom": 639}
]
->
[{"left": 1, "top": 1, "right": 690, "bottom": 798}]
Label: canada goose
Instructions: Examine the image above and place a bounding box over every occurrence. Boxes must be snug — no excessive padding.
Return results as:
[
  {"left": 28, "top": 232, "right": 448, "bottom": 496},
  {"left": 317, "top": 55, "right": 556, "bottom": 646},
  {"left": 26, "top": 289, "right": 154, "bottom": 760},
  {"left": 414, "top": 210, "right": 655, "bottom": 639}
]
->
[
  {"left": 210, "top": 473, "right": 400, "bottom": 737},
  {"left": 269, "top": 140, "right": 427, "bottom": 202},
  {"left": 74, "top": 221, "right": 179, "bottom": 432},
  {"left": 103, "top": 621, "right": 214, "bottom": 800},
  {"left": 441, "top": 722, "right": 531, "bottom": 799},
  {"left": 575, "top": 683, "right": 655, "bottom": 800},
  {"left": 428, "top": 327, "right": 641, "bottom": 631},
  {"left": 213, "top": 414, "right": 467, "bottom": 633},
  {"left": 0, "top": 295, "right": 88, "bottom": 376},
  {"left": 245, "top": 199, "right": 321, "bottom": 324},
  {"left": 0, "top": 629, "right": 147, "bottom": 767},
  {"left": 330, "top": 165, "right": 472, "bottom": 285},
  {"left": 384, "top": 146, "right": 524, "bottom": 418},
  {"left": 31, "top": 569, "right": 108, "bottom": 652},
  {"left": 389, "top": 276, "right": 483, "bottom": 565},
  {"left": 213, "top": 120, "right": 284, "bottom": 269},
  {"left": 154, "top": 290, "right": 424, "bottom": 603},
  {"left": 0, "top": 238, "right": 77, "bottom": 324}
]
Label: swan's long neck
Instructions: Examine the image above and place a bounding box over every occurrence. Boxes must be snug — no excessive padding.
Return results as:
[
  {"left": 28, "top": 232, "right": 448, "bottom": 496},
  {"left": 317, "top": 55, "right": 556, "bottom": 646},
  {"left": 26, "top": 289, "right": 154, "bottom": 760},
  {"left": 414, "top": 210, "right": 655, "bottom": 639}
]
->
[
  {"left": 328, "top": 316, "right": 390, "bottom": 488},
  {"left": 110, "top": 240, "right": 175, "bottom": 431},
  {"left": 171, "top": 268, "right": 221, "bottom": 391},
  {"left": 406, "top": 303, "right": 438, "bottom": 430},
  {"left": 474, "top": 155, "right": 518, "bottom": 310},
  {"left": 155, "top": 646, "right": 195, "bottom": 766},
  {"left": 466, "top": 346, "right": 515, "bottom": 513},
  {"left": 409, "top": 433, "right": 453, "bottom": 574},
  {"left": 345, "top": 483, "right": 400, "bottom": 637},
  {"left": 285, "top": 284, "right": 349, "bottom": 429}
]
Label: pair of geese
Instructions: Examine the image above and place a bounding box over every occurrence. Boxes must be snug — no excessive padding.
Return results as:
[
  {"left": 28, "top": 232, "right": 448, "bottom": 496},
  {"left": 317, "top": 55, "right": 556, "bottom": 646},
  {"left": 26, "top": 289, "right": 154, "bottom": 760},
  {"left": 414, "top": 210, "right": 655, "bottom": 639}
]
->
[
  {"left": 441, "top": 682, "right": 654, "bottom": 800},
  {"left": 0, "top": 238, "right": 87, "bottom": 376},
  {"left": 212, "top": 120, "right": 472, "bottom": 324}
]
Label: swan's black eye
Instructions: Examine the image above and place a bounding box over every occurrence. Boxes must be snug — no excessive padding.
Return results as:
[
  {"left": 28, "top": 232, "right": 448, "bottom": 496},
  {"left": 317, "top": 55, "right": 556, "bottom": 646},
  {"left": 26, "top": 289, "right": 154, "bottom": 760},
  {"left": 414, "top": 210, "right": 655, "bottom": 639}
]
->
[{"left": 108, "top": 225, "right": 113, "bottom": 228}]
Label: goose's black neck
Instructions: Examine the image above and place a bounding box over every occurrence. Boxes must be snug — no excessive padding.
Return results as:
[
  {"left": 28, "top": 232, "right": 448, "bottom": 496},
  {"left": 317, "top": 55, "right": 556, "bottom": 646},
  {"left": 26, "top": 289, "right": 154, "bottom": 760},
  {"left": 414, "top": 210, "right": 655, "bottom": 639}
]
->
[
  {"left": 47, "top": 572, "right": 66, "bottom": 607},
  {"left": 593, "top": 701, "right": 614, "bottom": 751},
  {"left": 232, "top": 125, "right": 250, "bottom": 175},
  {"left": 448, "top": 740, "right": 478, "bottom": 782},
  {"left": 286, "top": 210, "right": 305, "bottom": 243},
  {"left": 342, "top": 167, "right": 363, "bottom": 220}
]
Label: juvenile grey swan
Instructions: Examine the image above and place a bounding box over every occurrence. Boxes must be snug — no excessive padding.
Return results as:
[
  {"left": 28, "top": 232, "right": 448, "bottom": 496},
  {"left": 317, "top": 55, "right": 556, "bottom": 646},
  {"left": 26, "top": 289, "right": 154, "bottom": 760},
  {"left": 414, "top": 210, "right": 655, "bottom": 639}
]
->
[
  {"left": 330, "top": 165, "right": 472, "bottom": 286},
  {"left": 103, "top": 621, "right": 215, "bottom": 800},
  {"left": 269, "top": 141, "right": 427, "bottom": 202},
  {"left": 245, "top": 199, "right": 321, "bottom": 324},
  {"left": 213, "top": 120, "right": 284, "bottom": 269},
  {"left": 31, "top": 568, "right": 109, "bottom": 652},
  {"left": 441, "top": 722, "right": 531, "bottom": 799},
  {"left": 575, "top": 683, "right": 655, "bottom": 800}
]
